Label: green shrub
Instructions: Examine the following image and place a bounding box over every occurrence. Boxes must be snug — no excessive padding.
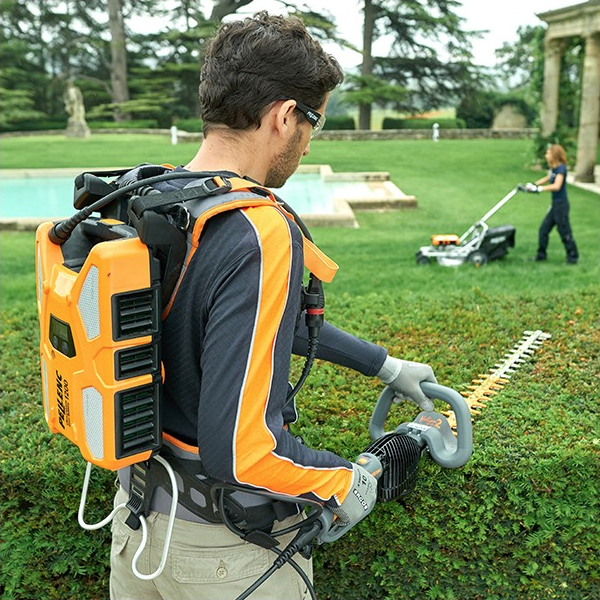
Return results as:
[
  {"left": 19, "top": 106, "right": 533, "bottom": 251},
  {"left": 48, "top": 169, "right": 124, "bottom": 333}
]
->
[
  {"left": 88, "top": 119, "right": 158, "bottom": 129},
  {"left": 0, "top": 119, "right": 164, "bottom": 133},
  {"left": 498, "top": 94, "right": 536, "bottom": 125},
  {"left": 532, "top": 125, "right": 578, "bottom": 168},
  {"left": 172, "top": 117, "right": 203, "bottom": 132},
  {"left": 382, "top": 117, "right": 465, "bottom": 130},
  {"left": 0, "top": 119, "right": 67, "bottom": 132},
  {"left": 457, "top": 91, "right": 535, "bottom": 129},
  {"left": 323, "top": 115, "right": 355, "bottom": 130}
]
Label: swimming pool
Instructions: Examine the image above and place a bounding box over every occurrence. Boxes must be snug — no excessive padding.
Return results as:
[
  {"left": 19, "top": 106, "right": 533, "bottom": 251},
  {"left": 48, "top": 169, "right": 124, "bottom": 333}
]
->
[
  {"left": 0, "top": 172, "right": 340, "bottom": 219},
  {"left": 0, "top": 166, "right": 415, "bottom": 228}
]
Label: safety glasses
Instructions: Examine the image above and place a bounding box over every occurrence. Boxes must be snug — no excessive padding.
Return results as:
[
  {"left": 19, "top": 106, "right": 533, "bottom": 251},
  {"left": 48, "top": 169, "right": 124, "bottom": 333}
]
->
[{"left": 292, "top": 100, "right": 326, "bottom": 138}]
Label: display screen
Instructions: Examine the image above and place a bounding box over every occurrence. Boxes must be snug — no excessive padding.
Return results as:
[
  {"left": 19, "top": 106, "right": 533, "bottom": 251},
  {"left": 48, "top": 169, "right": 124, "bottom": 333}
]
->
[{"left": 49, "top": 315, "right": 76, "bottom": 357}]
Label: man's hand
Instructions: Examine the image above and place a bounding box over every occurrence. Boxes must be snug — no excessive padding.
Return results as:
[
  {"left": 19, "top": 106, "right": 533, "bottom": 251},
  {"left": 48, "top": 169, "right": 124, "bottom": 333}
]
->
[{"left": 377, "top": 356, "right": 437, "bottom": 411}]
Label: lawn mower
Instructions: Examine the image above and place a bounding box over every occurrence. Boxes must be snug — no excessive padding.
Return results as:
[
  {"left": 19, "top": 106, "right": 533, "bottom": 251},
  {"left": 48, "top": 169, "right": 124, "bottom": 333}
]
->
[{"left": 416, "top": 186, "right": 519, "bottom": 267}]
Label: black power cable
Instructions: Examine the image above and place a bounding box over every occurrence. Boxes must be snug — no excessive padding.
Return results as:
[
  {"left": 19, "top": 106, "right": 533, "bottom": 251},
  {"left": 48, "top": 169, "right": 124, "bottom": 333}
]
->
[
  {"left": 274, "top": 194, "right": 326, "bottom": 409},
  {"left": 214, "top": 488, "right": 321, "bottom": 600},
  {"left": 48, "top": 170, "right": 216, "bottom": 245}
]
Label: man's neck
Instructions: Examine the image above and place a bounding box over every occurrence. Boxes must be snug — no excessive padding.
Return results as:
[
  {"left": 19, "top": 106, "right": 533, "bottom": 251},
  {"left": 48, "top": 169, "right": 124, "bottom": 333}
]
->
[{"left": 184, "top": 130, "right": 269, "bottom": 185}]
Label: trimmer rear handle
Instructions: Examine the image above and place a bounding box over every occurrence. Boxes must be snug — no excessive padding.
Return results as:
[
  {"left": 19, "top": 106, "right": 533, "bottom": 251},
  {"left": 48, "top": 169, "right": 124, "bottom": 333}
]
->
[{"left": 369, "top": 382, "right": 473, "bottom": 469}]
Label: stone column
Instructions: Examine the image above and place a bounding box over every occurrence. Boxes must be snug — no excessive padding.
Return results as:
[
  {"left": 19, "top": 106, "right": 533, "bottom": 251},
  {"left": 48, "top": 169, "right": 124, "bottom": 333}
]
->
[
  {"left": 575, "top": 33, "right": 600, "bottom": 183},
  {"left": 540, "top": 38, "right": 565, "bottom": 137}
]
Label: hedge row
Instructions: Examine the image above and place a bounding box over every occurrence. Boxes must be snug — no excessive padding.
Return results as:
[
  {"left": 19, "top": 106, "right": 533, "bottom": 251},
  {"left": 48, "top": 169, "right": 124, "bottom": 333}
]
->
[
  {"left": 2, "top": 289, "right": 598, "bottom": 600},
  {"left": 382, "top": 117, "right": 466, "bottom": 130},
  {"left": 2, "top": 116, "right": 476, "bottom": 134},
  {"left": 0, "top": 119, "right": 160, "bottom": 133}
]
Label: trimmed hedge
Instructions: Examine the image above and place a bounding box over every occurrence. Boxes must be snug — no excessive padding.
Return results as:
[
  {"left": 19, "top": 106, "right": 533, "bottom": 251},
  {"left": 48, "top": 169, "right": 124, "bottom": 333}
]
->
[
  {"left": 0, "top": 119, "right": 160, "bottom": 133},
  {"left": 172, "top": 118, "right": 203, "bottom": 132},
  {"left": 0, "top": 119, "right": 67, "bottom": 133},
  {"left": 88, "top": 119, "right": 159, "bottom": 129},
  {"left": 382, "top": 117, "right": 465, "bottom": 130},
  {"left": 323, "top": 116, "right": 356, "bottom": 130},
  {"left": 2, "top": 253, "right": 598, "bottom": 600}
]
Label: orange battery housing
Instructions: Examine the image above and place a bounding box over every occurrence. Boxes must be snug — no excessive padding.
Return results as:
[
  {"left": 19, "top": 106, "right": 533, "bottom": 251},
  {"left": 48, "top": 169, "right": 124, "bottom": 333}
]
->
[
  {"left": 35, "top": 218, "right": 162, "bottom": 470},
  {"left": 431, "top": 234, "right": 460, "bottom": 247}
]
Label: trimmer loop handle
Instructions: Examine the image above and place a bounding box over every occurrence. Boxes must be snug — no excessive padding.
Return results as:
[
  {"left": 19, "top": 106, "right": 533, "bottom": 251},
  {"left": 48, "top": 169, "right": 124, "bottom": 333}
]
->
[{"left": 369, "top": 382, "right": 472, "bottom": 469}]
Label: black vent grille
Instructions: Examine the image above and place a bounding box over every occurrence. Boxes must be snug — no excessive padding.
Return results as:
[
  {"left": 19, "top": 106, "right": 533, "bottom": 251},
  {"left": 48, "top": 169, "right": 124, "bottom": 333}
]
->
[
  {"left": 116, "top": 383, "right": 160, "bottom": 458},
  {"left": 115, "top": 345, "right": 158, "bottom": 380},
  {"left": 113, "top": 289, "right": 159, "bottom": 340},
  {"left": 364, "top": 433, "right": 421, "bottom": 502}
]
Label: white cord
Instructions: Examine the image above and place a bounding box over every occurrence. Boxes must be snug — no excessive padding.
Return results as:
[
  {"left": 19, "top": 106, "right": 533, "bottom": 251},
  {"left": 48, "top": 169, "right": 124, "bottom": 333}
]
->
[
  {"left": 78, "top": 461, "right": 128, "bottom": 530},
  {"left": 131, "top": 454, "right": 178, "bottom": 580},
  {"left": 77, "top": 455, "right": 179, "bottom": 581}
]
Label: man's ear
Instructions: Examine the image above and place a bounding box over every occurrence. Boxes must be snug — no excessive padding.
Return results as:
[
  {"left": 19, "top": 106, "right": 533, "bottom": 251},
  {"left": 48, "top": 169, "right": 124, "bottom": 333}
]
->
[{"left": 270, "top": 99, "right": 297, "bottom": 137}]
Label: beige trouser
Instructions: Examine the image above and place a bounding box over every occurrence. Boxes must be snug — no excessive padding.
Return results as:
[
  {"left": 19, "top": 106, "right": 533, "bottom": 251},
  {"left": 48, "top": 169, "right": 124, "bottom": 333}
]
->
[{"left": 110, "top": 487, "right": 313, "bottom": 600}]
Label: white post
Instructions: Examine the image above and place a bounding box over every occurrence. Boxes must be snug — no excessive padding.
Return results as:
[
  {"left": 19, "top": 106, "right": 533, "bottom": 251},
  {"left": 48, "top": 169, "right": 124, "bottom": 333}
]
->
[
  {"left": 432, "top": 122, "right": 439, "bottom": 142},
  {"left": 170, "top": 125, "right": 178, "bottom": 145}
]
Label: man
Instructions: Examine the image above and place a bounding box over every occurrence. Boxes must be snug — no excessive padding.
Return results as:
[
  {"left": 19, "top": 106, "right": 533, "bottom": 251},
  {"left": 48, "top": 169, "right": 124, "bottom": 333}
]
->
[{"left": 110, "top": 12, "right": 437, "bottom": 600}]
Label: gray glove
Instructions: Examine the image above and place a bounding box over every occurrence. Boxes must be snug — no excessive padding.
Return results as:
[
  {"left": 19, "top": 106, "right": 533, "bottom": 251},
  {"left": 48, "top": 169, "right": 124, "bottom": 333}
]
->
[
  {"left": 377, "top": 355, "right": 437, "bottom": 411},
  {"left": 319, "top": 462, "right": 378, "bottom": 543},
  {"left": 525, "top": 182, "right": 542, "bottom": 193}
]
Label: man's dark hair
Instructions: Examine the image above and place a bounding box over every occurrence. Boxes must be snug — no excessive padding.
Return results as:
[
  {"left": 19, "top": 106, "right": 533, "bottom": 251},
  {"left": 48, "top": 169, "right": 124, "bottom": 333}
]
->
[{"left": 199, "top": 11, "right": 344, "bottom": 135}]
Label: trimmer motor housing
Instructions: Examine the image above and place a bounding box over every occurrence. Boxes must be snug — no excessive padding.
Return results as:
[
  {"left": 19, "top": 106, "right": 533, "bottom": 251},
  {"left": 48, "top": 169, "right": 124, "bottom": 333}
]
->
[
  {"left": 36, "top": 217, "right": 163, "bottom": 470},
  {"left": 363, "top": 433, "right": 422, "bottom": 502}
]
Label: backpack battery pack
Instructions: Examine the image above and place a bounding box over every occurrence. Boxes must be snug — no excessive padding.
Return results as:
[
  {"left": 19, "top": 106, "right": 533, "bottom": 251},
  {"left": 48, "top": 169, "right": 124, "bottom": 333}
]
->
[{"left": 35, "top": 217, "right": 162, "bottom": 470}]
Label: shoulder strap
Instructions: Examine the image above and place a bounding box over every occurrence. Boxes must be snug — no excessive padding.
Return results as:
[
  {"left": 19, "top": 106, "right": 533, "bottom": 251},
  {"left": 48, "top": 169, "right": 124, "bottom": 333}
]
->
[
  {"left": 161, "top": 186, "right": 280, "bottom": 317},
  {"left": 303, "top": 238, "right": 338, "bottom": 284},
  {"left": 116, "top": 166, "right": 338, "bottom": 316}
]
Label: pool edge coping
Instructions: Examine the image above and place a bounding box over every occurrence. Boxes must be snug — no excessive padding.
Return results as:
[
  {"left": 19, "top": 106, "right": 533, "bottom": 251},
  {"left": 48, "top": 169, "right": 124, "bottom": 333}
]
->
[{"left": 0, "top": 165, "right": 417, "bottom": 230}]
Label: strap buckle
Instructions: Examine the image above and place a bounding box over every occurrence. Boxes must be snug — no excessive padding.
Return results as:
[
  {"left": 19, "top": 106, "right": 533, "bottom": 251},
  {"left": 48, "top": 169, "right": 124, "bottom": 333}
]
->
[{"left": 200, "top": 176, "right": 232, "bottom": 195}]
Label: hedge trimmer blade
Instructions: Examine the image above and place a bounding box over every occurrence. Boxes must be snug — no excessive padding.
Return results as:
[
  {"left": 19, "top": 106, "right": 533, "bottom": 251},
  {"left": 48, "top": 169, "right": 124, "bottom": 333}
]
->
[{"left": 443, "top": 330, "right": 551, "bottom": 428}]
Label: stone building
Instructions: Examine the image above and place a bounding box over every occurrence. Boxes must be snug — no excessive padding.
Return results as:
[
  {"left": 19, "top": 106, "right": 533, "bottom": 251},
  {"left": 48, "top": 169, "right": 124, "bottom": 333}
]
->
[{"left": 538, "top": 0, "right": 600, "bottom": 183}]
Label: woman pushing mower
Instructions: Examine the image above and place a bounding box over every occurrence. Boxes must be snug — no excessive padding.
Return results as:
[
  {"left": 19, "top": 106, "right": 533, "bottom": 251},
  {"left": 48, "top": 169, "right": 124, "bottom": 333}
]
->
[{"left": 523, "top": 143, "right": 579, "bottom": 265}]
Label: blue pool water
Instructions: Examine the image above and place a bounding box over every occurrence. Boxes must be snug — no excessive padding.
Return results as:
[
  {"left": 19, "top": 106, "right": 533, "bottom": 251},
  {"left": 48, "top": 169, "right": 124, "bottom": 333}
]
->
[
  {"left": 0, "top": 173, "right": 336, "bottom": 218},
  {"left": 0, "top": 177, "right": 76, "bottom": 218}
]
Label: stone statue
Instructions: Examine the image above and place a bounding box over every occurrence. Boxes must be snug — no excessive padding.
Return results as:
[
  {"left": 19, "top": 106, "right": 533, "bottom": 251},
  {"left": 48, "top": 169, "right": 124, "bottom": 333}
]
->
[{"left": 64, "top": 82, "right": 90, "bottom": 138}]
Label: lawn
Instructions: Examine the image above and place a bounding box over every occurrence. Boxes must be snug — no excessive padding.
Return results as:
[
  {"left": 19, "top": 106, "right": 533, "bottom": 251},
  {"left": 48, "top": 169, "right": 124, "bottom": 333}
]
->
[{"left": 1, "top": 135, "right": 599, "bottom": 599}]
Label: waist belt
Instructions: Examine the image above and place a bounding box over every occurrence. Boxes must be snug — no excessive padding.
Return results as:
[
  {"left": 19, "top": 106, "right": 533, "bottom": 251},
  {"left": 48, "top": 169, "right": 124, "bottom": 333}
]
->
[{"left": 125, "top": 447, "right": 299, "bottom": 534}]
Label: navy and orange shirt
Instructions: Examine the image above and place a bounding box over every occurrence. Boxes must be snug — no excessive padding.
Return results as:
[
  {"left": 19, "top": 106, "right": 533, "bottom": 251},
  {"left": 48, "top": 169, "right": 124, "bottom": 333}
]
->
[{"left": 154, "top": 170, "right": 387, "bottom": 509}]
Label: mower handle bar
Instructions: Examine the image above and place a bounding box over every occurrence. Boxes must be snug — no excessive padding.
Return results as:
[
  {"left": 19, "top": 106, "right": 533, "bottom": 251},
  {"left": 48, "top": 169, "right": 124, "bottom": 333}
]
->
[
  {"left": 369, "top": 382, "right": 472, "bottom": 469},
  {"left": 478, "top": 186, "right": 520, "bottom": 224}
]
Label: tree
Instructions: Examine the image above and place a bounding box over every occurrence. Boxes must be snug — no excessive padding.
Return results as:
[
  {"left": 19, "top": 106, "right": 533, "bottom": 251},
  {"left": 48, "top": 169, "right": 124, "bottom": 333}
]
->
[
  {"left": 210, "top": 0, "right": 254, "bottom": 21},
  {"left": 107, "top": 0, "right": 130, "bottom": 121},
  {"left": 347, "top": 0, "right": 484, "bottom": 129},
  {"left": 496, "top": 24, "right": 584, "bottom": 130},
  {"left": 0, "top": 4, "right": 52, "bottom": 127}
]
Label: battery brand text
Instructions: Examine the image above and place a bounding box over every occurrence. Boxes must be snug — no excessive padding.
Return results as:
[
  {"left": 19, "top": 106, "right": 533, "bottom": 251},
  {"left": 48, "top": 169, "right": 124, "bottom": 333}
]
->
[{"left": 55, "top": 371, "right": 71, "bottom": 429}]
